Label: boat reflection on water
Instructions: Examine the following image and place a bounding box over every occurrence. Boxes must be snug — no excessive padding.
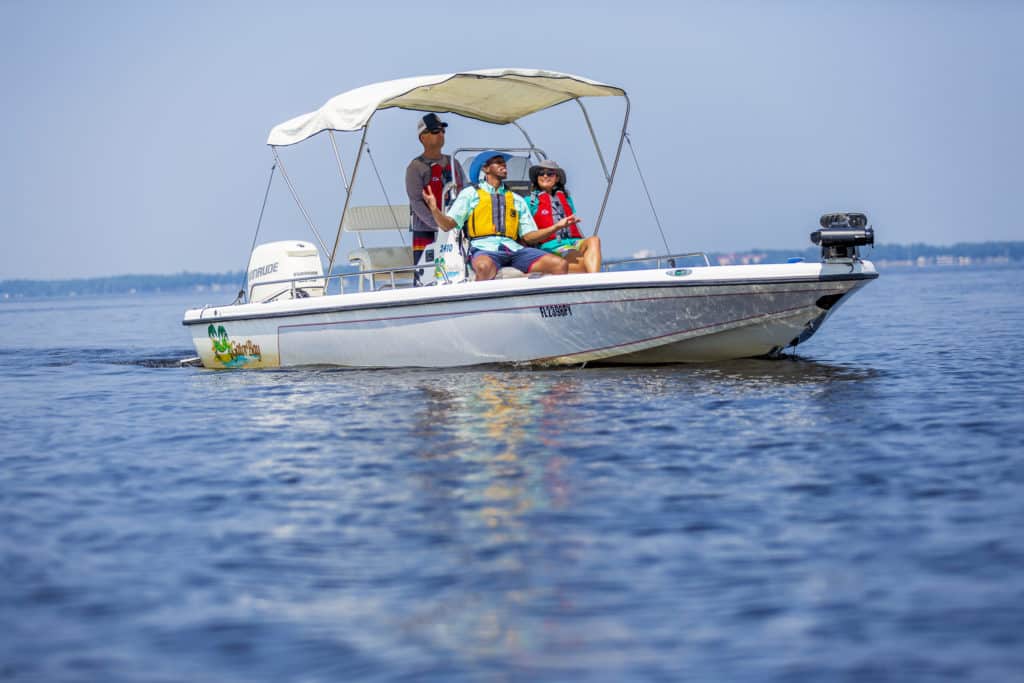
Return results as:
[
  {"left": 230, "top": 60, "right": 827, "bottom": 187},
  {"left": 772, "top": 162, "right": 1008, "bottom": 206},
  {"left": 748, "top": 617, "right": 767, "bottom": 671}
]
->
[
  {"left": 175, "top": 359, "right": 885, "bottom": 666},
  {"left": 417, "top": 372, "right": 579, "bottom": 510},
  {"left": 406, "top": 371, "right": 585, "bottom": 660},
  {"left": 396, "top": 359, "right": 886, "bottom": 662}
]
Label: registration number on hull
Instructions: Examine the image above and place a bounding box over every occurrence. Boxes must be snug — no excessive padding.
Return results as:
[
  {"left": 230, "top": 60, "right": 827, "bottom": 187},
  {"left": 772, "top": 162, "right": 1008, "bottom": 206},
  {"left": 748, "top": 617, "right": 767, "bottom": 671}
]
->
[{"left": 539, "top": 304, "right": 572, "bottom": 318}]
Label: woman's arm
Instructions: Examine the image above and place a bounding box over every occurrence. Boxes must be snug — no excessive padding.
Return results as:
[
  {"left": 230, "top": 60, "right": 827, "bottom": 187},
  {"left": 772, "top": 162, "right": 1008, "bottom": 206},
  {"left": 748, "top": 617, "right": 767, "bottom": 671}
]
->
[{"left": 521, "top": 215, "right": 581, "bottom": 245}]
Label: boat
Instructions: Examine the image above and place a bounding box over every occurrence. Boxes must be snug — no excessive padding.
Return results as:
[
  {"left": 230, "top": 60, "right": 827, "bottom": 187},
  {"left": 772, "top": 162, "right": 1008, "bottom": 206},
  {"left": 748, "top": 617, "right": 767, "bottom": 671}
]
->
[{"left": 182, "top": 68, "right": 877, "bottom": 369}]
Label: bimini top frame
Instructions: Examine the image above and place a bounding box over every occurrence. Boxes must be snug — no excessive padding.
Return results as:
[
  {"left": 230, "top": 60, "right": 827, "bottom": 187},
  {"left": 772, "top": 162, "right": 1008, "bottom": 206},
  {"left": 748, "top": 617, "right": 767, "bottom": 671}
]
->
[{"left": 265, "top": 68, "right": 631, "bottom": 278}]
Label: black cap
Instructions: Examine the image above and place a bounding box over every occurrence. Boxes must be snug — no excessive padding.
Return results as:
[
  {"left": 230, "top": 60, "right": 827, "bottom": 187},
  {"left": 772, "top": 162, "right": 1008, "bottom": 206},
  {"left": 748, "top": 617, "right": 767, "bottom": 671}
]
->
[{"left": 417, "top": 113, "right": 449, "bottom": 135}]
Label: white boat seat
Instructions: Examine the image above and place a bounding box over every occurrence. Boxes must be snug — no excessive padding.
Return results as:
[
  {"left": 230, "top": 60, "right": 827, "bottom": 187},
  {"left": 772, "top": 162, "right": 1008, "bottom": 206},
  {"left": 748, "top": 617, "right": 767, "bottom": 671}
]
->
[
  {"left": 342, "top": 205, "right": 414, "bottom": 291},
  {"left": 342, "top": 205, "right": 410, "bottom": 232},
  {"left": 348, "top": 246, "right": 415, "bottom": 291}
]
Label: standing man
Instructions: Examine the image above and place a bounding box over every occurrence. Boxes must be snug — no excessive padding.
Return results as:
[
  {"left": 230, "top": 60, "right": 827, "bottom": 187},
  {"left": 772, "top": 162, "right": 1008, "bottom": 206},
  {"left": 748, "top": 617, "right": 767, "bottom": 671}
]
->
[
  {"left": 405, "top": 113, "right": 466, "bottom": 269},
  {"left": 421, "top": 150, "right": 568, "bottom": 280}
]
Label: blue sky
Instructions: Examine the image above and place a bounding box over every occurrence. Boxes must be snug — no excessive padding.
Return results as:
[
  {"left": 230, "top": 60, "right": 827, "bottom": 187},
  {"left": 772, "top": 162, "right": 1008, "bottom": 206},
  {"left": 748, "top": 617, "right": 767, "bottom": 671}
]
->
[{"left": 1, "top": 0, "right": 1020, "bottom": 279}]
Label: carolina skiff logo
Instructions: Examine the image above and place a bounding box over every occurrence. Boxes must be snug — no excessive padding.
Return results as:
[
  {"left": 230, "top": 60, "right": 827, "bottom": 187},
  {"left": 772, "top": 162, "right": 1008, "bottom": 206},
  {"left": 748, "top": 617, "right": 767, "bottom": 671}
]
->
[
  {"left": 665, "top": 269, "right": 692, "bottom": 277},
  {"left": 208, "top": 324, "right": 262, "bottom": 367}
]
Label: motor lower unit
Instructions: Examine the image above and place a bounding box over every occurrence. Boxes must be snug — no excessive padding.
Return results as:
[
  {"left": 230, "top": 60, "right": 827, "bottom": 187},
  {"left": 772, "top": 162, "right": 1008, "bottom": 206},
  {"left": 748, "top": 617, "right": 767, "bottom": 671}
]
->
[{"left": 811, "top": 212, "right": 874, "bottom": 260}]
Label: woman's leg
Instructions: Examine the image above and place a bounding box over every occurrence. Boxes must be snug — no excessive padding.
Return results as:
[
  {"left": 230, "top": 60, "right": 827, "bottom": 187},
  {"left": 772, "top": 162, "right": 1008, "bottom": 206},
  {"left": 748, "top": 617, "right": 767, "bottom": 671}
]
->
[
  {"left": 577, "top": 236, "right": 602, "bottom": 273},
  {"left": 563, "top": 250, "right": 585, "bottom": 274},
  {"left": 528, "top": 252, "right": 569, "bottom": 275}
]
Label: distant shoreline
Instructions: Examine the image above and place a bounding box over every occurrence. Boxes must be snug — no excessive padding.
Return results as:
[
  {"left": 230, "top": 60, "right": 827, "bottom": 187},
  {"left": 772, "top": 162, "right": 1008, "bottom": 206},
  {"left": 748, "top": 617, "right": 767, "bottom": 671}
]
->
[{"left": 3, "top": 242, "right": 1021, "bottom": 300}]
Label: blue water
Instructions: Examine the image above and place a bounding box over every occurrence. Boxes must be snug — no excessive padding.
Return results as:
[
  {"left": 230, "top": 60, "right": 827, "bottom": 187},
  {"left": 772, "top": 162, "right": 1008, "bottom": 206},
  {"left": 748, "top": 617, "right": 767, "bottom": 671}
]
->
[{"left": 2, "top": 266, "right": 1023, "bottom": 682}]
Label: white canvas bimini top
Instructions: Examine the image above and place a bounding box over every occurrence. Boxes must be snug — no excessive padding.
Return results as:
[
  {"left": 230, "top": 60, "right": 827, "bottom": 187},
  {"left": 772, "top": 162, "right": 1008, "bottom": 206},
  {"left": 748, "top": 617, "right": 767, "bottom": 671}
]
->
[{"left": 266, "top": 68, "right": 626, "bottom": 147}]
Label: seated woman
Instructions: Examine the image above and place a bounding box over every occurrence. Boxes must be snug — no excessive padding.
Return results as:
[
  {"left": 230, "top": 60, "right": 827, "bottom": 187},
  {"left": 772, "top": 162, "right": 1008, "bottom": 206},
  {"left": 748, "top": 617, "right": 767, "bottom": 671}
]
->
[{"left": 522, "top": 160, "right": 602, "bottom": 273}]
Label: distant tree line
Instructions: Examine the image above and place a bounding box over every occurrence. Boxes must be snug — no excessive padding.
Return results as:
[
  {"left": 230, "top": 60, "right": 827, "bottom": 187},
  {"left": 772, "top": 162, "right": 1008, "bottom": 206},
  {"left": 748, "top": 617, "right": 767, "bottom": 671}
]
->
[
  {"left": 0, "top": 271, "right": 245, "bottom": 298},
  {"left": 716, "top": 241, "right": 1024, "bottom": 265},
  {"left": 2, "top": 242, "right": 1022, "bottom": 298},
  {"left": 862, "top": 241, "right": 1024, "bottom": 261}
]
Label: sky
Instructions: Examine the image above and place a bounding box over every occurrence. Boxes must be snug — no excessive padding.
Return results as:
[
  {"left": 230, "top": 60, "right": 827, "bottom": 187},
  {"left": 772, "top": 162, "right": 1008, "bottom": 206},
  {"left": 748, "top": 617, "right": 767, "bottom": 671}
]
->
[{"left": 1, "top": 0, "right": 1020, "bottom": 279}]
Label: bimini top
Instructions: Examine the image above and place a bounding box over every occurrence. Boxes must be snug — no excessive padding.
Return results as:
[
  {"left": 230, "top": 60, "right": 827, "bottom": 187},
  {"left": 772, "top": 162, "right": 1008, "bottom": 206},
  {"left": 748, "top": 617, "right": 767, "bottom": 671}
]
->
[{"left": 266, "top": 68, "right": 626, "bottom": 147}]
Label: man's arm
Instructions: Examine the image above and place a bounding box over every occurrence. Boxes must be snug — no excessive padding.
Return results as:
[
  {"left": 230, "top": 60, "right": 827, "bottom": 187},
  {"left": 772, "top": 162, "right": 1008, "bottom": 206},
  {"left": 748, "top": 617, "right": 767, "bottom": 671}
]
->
[
  {"left": 421, "top": 188, "right": 458, "bottom": 231},
  {"left": 515, "top": 194, "right": 549, "bottom": 244},
  {"left": 405, "top": 161, "right": 436, "bottom": 228}
]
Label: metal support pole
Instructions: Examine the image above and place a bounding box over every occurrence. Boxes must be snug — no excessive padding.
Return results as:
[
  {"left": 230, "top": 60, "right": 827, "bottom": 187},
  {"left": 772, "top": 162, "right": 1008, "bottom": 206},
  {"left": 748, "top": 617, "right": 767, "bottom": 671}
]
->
[
  {"left": 512, "top": 122, "right": 542, "bottom": 160},
  {"left": 593, "top": 95, "right": 631, "bottom": 236},
  {"left": 271, "top": 146, "right": 330, "bottom": 255},
  {"left": 326, "top": 122, "right": 371, "bottom": 279},
  {"left": 328, "top": 130, "right": 351, "bottom": 192},
  {"left": 366, "top": 145, "right": 406, "bottom": 246},
  {"left": 328, "top": 130, "right": 362, "bottom": 249},
  {"left": 576, "top": 98, "right": 610, "bottom": 181},
  {"left": 238, "top": 161, "right": 278, "bottom": 302}
]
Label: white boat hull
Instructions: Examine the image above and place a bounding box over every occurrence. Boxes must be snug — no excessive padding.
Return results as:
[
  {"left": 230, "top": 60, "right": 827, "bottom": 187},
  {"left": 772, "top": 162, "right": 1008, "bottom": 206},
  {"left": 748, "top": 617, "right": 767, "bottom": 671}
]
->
[{"left": 183, "top": 261, "right": 876, "bottom": 369}]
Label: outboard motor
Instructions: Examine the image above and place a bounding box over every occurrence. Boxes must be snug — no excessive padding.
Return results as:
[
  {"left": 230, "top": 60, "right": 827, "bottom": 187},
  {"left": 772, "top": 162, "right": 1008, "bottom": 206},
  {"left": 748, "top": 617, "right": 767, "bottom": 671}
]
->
[
  {"left": 247, "top": 241, "right": 325, "bottom": 302},
  {"left": 811, "top": 213, "right": 874, "bottom": 260}
]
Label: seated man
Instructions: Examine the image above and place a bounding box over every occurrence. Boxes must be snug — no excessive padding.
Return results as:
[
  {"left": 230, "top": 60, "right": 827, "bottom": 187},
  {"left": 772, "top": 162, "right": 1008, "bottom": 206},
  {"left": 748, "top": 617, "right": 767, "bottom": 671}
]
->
[{"left": 421, "top": 150, "right": 568, "bottom": 280}]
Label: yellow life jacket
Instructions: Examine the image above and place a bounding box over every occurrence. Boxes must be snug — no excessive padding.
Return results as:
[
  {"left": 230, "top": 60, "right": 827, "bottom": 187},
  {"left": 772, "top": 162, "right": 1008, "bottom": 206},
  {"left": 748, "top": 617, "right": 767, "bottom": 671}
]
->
[{"left": 467, "top": 187, "right": 519, "bottom": 240}]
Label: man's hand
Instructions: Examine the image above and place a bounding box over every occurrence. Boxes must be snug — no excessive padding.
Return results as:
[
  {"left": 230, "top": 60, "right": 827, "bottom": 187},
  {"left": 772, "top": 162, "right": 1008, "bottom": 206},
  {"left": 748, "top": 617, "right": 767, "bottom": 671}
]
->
[
  {"left": 421, "top": 188, "right": 437, "bottom": 210},
  {"left": 421, "top": 187, "right": 457, "bottom": 231}
]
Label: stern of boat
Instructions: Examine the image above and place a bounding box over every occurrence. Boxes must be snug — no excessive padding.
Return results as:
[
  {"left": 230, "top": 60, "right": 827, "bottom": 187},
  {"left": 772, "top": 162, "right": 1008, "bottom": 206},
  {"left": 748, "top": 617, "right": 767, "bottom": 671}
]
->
[{"left": 183, "top": 308, "right": 281, "bottom": 369}]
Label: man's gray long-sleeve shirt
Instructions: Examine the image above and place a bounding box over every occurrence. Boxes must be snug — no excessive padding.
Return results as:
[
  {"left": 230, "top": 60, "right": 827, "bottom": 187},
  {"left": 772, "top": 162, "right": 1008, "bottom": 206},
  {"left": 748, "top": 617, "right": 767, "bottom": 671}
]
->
[{"left": 405, "top": 154, "right": 466, "bottom": 233}]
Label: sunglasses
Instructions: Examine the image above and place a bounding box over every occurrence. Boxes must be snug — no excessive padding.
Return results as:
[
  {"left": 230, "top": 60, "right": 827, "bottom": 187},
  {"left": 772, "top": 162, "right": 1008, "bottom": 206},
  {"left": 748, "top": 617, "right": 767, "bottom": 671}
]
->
[
  {"left": 538, "top": 170, "right": 558, "bottom": 177},
  {"left": 426, "top": 128, "right": 445, "bottom": 134}
]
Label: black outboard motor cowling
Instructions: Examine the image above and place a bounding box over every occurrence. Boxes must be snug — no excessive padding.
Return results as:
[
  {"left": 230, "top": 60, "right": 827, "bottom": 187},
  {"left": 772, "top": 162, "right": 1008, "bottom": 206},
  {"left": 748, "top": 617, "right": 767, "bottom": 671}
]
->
[{"left": 810, "top": 212, "right": 874, "bottom": 260}]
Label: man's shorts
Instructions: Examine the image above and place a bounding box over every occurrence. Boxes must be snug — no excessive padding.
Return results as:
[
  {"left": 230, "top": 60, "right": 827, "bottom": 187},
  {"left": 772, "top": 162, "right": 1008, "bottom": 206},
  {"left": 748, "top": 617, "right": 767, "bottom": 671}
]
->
[
  {"left": 539, "top": 237, "right": 582, "bottom": 256},
  {"left": 411, "top": 229, "right": 435, "bottom": 256},
  {"left": 470, "top": 244, "right": 548, "bottom": 273}
]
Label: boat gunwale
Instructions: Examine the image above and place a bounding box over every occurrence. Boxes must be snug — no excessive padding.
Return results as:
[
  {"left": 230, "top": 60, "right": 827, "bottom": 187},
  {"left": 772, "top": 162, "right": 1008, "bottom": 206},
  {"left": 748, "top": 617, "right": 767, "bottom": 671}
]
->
[{"left": 182, "top": 270, "right": 877, "bottom": 326}]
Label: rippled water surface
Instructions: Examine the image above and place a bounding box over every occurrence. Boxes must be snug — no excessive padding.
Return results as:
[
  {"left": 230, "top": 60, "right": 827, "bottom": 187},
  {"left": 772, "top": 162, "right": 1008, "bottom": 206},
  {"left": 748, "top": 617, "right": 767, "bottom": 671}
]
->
[{"left": 2, "top": 266, "right": 1023, "bottom": 681}]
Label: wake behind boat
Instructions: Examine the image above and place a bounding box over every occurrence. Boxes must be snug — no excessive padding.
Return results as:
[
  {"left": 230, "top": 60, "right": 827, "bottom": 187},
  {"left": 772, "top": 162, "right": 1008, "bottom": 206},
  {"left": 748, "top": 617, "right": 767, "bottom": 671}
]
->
[{"left": 183, "top": 68, "right": 877, "bottom": 369}]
